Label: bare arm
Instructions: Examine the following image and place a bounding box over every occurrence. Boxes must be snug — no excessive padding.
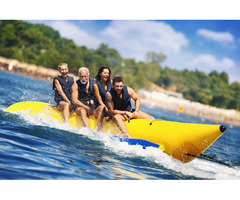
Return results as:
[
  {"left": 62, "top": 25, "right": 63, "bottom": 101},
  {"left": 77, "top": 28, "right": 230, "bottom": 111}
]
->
[
  {"left": 72, "top": 83, "right": 90, "bottom": 110},
  {"left": 127, "top": 87, "right": 140, "bottom": 111},
  {"left": 127, "top": 87, "right": 141, "bottom": 118},
  {"left": 54, "top": 79, "right": 70, "bottom": 104}
]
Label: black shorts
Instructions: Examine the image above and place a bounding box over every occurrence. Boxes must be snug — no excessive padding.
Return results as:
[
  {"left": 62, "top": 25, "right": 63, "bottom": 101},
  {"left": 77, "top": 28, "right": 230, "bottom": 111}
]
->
[
  {"left": 130, "top": 109, "right": 135, "bottom": 113},
  {"left": 103, "top": 110, "right": 109, "bottom": 117}
]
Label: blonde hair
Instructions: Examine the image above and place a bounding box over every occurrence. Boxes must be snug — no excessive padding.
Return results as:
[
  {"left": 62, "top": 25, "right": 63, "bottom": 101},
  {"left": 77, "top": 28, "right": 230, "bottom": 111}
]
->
[
  {"left": 78, "top": 67, "right": 90, "bottom": 75},
  {"left": 58, "top": 63, "right": 68, "bottom": 70}
]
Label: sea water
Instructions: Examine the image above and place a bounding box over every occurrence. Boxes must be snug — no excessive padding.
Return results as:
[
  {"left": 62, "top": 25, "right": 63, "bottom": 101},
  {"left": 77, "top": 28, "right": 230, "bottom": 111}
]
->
[{"left": 0, "top": 70, "right": 240, "bottom": 197}]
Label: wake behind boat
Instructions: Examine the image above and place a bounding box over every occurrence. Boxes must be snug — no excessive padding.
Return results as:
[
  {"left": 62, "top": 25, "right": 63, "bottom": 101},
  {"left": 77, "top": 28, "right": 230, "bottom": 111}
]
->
[{"left": 6, "top": 101, "right": 226, "bottom": 163}]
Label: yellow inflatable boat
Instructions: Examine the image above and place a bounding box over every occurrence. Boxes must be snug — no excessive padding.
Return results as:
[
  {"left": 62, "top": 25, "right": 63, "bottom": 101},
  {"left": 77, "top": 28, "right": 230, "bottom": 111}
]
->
[{"left": 6, "top": 101, "right": 226, "bottom": 163}]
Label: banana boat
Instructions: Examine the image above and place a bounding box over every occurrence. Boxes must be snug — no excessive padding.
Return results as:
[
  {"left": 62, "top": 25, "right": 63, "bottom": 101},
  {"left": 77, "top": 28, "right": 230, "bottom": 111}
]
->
[{"left": 6, "top": 101, "right": 226, "bottom": 163}]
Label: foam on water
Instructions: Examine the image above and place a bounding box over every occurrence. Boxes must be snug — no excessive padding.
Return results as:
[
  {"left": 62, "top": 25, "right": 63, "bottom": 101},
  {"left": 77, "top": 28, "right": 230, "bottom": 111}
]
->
[
  {"left": 6, "top": 108, "right": 240, "bottom": 180},
  {"left": 103, "top": 136, "right": 240, "bottom": 180}
]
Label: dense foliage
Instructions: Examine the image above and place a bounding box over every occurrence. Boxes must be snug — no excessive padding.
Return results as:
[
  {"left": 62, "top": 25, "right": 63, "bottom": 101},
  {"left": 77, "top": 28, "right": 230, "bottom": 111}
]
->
[
  {"left": 0, "top": 20, "right": 239, "bottom": 109},
  {"left": 156, "top": 68, "right": 240, "bottom": 109}
]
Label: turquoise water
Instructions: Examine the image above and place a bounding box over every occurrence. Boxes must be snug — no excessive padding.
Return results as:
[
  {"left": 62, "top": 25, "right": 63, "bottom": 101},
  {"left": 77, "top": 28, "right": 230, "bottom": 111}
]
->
[{"left": 0, "top": 70, "right": 240, "bottom": 180}]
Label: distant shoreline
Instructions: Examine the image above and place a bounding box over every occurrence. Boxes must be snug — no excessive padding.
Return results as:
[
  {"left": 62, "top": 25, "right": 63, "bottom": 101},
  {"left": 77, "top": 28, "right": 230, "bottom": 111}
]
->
[
  {"left": 1, "top": 56, "right": 240, "bottom": 128},
  {"left": 139, "top": 90, "right": 240, "bottom": 128}
]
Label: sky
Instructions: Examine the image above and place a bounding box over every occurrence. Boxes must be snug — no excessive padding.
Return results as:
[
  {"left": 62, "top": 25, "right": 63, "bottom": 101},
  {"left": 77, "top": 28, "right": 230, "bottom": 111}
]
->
[{"left": 27, "top": 20, "right": 240, "bottom": 83}]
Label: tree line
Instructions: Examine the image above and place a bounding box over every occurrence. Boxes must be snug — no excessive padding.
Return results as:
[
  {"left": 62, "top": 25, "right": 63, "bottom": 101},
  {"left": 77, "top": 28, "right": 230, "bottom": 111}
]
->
[{"left": 0, "top": 20, "right": 239, "bottom": 110}]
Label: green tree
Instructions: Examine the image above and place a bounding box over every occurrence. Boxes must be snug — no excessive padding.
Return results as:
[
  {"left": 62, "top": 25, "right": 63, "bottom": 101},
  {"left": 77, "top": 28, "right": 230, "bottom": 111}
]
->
[
  {"left": 95, "top": 43, "right": 123, "bottom": 68},
  {"left": 145, "top": 51, "right": 166, "bottom": 64},
  {"left": 219, "top": 72, "right": 229, "bottom": 84}
]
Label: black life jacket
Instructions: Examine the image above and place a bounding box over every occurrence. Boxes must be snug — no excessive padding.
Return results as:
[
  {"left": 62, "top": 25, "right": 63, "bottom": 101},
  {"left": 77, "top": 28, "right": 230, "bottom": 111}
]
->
[
  {"left": 76, "top": 77, "right": 98, "bottom": 108},
  {"left": 110, "top": 85, "right": 132, "bottom": 111},
  {"left": 53, "top": 75, "right": 74, "bottom": 104},
  {"left": 95, "top": 80, "right": 112, "bottom": 103}
]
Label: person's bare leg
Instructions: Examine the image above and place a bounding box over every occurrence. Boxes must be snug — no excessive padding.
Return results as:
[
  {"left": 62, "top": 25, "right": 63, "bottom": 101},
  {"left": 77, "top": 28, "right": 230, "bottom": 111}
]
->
[
  {"left": 75, "top": 107, "right": 89, "bottom": 127},
  {"left": 112, "top": 114, "right": 130, "bottom": 138},
  {"left": 138, "top": 111, "right": 155, "bottom": 120},
  {"left": 94, "top": 105, "right": 105, "bottom": 132},
  {"left": 105, "top": 92, "right": 114, "bottom": 112},
  {"left": 58, "top": 101, "right": 70, "bottom": 123}
]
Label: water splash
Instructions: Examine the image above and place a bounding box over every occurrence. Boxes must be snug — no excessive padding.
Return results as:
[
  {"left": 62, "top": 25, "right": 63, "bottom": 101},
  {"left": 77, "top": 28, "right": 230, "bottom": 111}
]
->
[{"left": 3, "top": 108, "right": 240, "bottom": 180}]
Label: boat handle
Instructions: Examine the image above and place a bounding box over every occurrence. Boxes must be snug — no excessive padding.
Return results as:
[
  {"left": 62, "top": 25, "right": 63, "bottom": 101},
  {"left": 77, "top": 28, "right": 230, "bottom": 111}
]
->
[{"left": 149, "top": 119, "right": 163, "bottom": 125}]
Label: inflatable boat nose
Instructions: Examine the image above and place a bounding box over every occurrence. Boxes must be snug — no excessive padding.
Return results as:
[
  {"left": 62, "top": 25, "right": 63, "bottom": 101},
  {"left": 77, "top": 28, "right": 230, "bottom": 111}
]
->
[{"left": 220, "top": 125, "right": 226, "bottom": 133}]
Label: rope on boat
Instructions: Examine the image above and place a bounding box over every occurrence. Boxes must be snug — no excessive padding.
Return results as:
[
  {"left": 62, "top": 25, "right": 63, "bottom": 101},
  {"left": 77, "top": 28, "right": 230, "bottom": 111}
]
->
[{"left": 185, "top": 152, "right": 232, "bottom": 167}]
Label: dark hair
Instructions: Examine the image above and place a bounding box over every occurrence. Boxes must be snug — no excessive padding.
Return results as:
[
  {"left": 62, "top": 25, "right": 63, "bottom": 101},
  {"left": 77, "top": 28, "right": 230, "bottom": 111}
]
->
[
  {"left": 113, "top": 76, "right": 123, "bottom": 85},
  {"left": 95, "top": 66, "right": 111, "bottom": 83}
]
